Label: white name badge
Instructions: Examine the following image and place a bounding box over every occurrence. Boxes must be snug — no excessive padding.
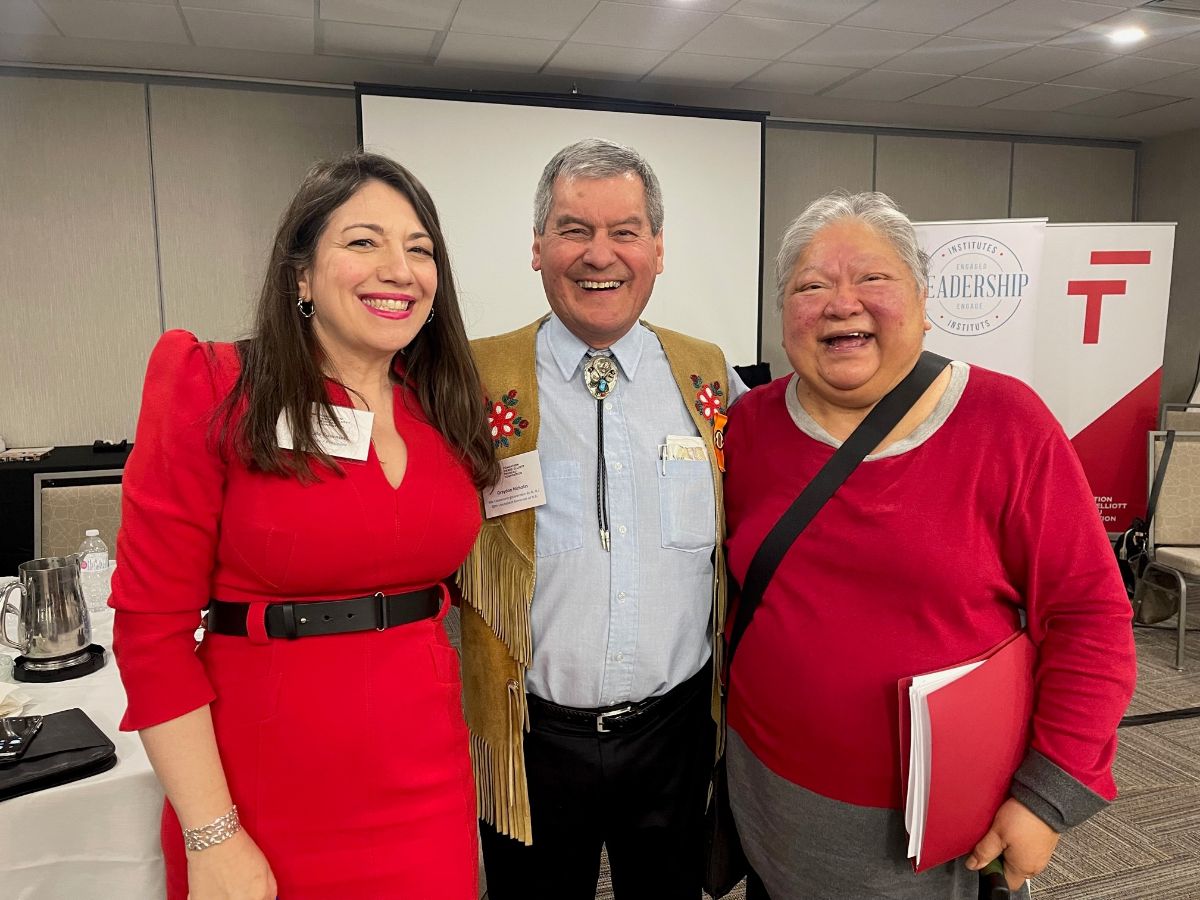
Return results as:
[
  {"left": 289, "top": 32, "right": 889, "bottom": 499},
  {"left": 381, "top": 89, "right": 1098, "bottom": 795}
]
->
[
  {"left": 483, "top": 449, "right": 547, "bottom": 519},
  {"left": 276, "top": 405, "right": 373, "bottom": 461}
]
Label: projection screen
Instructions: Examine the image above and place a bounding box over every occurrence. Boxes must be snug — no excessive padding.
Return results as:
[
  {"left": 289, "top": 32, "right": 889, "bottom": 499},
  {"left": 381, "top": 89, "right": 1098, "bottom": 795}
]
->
[{"left": 358, "top": 87, "right": 764, "bottom": 365}]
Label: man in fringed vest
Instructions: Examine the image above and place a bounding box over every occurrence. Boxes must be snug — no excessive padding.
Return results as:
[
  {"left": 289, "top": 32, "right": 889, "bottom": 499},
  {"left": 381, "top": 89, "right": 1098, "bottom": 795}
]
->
[{"left": 459, "top": 138, "right": 745, "bottom": 900}]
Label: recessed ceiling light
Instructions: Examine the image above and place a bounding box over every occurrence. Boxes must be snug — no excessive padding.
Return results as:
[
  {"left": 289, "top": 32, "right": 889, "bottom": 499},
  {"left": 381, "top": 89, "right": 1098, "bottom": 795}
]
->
[{"left": 1109, "top": 26, "right": 1148, "bottom": 45}]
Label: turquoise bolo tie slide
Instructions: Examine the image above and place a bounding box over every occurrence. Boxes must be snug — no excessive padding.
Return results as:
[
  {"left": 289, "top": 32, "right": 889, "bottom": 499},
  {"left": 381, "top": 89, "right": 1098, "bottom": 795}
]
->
[{"left": 584, "top": 355, "right": 618, "bottom": 400}]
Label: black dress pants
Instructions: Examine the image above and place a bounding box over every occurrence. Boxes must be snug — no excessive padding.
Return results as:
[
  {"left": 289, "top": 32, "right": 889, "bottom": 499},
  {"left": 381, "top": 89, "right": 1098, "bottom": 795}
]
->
[{"left": 480, "top": 668, "right": 715, "bottom": 900}]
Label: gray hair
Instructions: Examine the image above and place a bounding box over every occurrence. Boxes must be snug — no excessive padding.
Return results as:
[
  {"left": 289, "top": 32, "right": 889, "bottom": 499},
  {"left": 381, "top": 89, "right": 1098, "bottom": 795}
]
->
[
  {"left": 533, "top": 138, "right": 664, "bottom": 235},
  {"left": 775, "top": 191, "right": 928, "bottom": 308}
]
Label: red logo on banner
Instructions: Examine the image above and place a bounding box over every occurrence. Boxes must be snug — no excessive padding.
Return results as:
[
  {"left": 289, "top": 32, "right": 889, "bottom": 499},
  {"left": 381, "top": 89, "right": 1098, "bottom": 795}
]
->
[{"left": 1066, "top": 250, "right": 1152, "bottom": 344}]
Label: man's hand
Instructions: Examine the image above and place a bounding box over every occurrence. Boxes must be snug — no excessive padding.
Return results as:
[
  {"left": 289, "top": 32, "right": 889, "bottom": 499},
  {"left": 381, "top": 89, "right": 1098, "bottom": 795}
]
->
[{"left": 966, "top": 797, "right": 1060, "bottom": 891}]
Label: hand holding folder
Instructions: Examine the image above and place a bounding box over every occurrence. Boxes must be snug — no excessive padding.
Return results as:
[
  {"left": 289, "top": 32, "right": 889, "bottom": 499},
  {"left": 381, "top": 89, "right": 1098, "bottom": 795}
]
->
[
  {"left": 968, "top": 796, "right": 1061, "bottom": 894},
  {"left": 898, "top": 630, "right": 1036, "bottom": 874}
]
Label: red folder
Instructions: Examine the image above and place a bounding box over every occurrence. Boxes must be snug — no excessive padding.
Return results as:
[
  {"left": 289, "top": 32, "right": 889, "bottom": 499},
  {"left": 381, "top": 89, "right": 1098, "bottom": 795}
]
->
[{"left": 897, "top": 630, "right": 1036, "bottom": 872}]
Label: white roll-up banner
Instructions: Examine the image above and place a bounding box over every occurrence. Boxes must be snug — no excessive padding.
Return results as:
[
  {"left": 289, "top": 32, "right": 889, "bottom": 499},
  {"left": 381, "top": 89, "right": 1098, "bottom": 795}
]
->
[{"left": 915, "top": 219, "right": 1175, "bottom": 532}]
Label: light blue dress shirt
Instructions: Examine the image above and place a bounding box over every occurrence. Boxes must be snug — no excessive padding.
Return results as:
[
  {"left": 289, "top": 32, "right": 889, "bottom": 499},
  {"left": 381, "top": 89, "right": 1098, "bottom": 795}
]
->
[{"left": 526, "top": 314, "right": 746, "bottom": 708}]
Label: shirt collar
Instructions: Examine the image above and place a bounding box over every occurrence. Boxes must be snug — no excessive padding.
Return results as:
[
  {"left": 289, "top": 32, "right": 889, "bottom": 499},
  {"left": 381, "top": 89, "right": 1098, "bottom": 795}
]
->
[{"left": 544, "top": 312, "right": 646, "bottom": 382}]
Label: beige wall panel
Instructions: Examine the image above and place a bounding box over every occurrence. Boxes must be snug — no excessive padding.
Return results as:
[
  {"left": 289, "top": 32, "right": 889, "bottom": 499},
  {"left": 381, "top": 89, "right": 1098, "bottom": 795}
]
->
[
  {"left": 759, "top": 126, "right": 875, "bottom": 378},
  {"left": 0, "top": 76, "right": 160, "bottom": 448},
  {"left": 150, "top": 85, "right": 357, "bottom": 342},
  {"left": 875, "top": 135, "right": 1011, "bottom": 223},
  {"left": 1011, "top": 144, "right": 1135, "bottom": 222},
  {"left": 1139, "top": 128, "right": 1200, "bottom": 402}
]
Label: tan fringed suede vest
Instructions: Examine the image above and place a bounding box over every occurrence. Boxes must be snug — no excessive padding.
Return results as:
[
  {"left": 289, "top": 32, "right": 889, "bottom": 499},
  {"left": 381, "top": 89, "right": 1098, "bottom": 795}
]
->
[{"left": 458, "top": 316, "right": 731, "bottom": 844}]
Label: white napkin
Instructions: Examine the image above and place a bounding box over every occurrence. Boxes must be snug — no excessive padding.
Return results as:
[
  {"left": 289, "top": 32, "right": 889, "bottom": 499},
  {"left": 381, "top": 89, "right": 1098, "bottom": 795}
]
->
[{"left": 0, "top": 681, "right": 31, "bottom": 716}]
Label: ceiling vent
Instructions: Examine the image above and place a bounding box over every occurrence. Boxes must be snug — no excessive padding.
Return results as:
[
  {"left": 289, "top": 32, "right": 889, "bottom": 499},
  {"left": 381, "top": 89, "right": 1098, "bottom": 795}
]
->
[{"left": 1141, "top": 0, "right": 1200, "bottom": 15}]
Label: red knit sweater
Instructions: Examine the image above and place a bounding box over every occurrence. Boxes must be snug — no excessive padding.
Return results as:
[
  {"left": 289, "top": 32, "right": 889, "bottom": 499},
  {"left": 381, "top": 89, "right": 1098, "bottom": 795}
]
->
[{"left": 724, "top": 367, "right": 1135, "bottom": 809}]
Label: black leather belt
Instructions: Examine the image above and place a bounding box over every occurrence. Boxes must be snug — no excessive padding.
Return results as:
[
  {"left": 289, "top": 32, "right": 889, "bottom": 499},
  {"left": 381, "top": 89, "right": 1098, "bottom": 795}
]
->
[
  {"left": 205, "top": 587, "right": 441, "bottom": 640},
  {"left": 526, "top": 662, "right": 710, "bottom": 734}
]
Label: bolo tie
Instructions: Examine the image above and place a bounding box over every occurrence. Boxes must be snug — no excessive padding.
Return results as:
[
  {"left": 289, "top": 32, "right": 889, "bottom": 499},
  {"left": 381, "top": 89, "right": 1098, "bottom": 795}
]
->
[{"left": 583, "top": 351, "right": 618, "bottom": 551}]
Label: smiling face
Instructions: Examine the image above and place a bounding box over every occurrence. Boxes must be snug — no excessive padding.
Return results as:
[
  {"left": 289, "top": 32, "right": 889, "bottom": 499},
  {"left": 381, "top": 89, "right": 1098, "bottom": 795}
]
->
[
  {"left": 532, "top": 173, "right": 664, "bottom": 349},
  {"left": 782, "top": 218, "right": 930, "bottom": 413},
  {"left": 297, "top": 179, "right": 437, "bottom": 373}
]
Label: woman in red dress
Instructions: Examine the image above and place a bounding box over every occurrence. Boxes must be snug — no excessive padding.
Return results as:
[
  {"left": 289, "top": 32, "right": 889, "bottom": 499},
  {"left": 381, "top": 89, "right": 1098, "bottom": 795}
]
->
[{"left": 111, "top": 152, "right": 497, "bottom": 899}]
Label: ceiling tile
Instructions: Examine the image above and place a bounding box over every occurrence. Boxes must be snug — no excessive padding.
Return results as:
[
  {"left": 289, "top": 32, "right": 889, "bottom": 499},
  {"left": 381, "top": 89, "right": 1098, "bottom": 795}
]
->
[
  {"left": 968, "top": 44, "right": 1115, "bottom": 81},
  {"left": 0, "top": 0, "right": 59, "bottom": 35},
  {"left": 183, "top": 9, "right": 312, "bottom": 53},
  {"left": 451, "top": 0, "right": 597, "bottom": 42},
  {"left": 37, "top": 0, "right": 189, "bottom": 42},
  {"left": 737, "top": 59, "right": 858, "bottom": 93},
  {"left": 1062, "top": 89, "right": 1185, "bottom": 116},
  {"left": 182, "top": 0, "right": 311, "bottom": 15},
  {"left": 727, "top": 0, "right": 872, "bottom": 24},
  {"left": 643, "top": 51, "right": 766, "bottom": 85},
  {"left": 985, "top": 83, "right": 1111, "bottom": 110},
  {"left": 883, "top": 36, "right": 1027, "bottom": 76},
  {"left": 619, "top": 0, "right": 738, "bottom": 12},
  {"left": 319, "top": 0, "right": 458, "bottom": 31},
  {"left": 435, "top": 32, "right": 559, "bottom": 71},
  {"left": 1116, "top": 95, "right": 1200, "bottom": 130},
  {"left": 320, "top": 19, "right": 437, "bottom": 60},
  {"left": 785, "top": 26, "right": 929, "bottom": 68},
  {"left": 571, "top": 2, "right": 718, "bottom": 52},
  {"left": 843, "top": 0, "right": 1013, "bottom": 36},
  {"left": 681, "top": 15, "right": 826, "bottom": 60},
  {"left": 1055, "top": 54, "right": 1195, "bottom": 89},
  {"left": 1135, "top": 31, "right": 1200, "bottom": 64},
  {"left": 544, "top": 41, "right": 668, "bottom": 80},
  {"left": 1048, "top": 9, "right": 1200, "bottom": 54},
  {"left": 823, "top": 69, "right": 952, "bottom": 101},
  {"left": 907, "top": 76, "right": 1034, "bottom": 106},
  {"left": 951, "top": 0, "right": 1121, "bottom": 44},
  {"left": 1137, "top": 67, "right": 1200, "bottom": 98}
]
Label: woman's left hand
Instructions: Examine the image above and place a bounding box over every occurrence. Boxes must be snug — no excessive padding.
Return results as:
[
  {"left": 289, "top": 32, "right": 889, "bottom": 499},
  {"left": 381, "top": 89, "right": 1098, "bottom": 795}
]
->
[{"left": 966, "top": 797, "right": 1060, "bottom": 891}]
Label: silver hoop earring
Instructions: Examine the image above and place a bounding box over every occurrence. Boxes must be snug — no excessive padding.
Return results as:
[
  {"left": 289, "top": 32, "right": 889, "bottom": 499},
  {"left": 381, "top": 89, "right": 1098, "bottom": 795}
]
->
[
  {"left": 426, "top": 308, "right": 435, "bottom": 325},
  {"left": 297, "top": 297, "right": 315, "bottom": 319}
]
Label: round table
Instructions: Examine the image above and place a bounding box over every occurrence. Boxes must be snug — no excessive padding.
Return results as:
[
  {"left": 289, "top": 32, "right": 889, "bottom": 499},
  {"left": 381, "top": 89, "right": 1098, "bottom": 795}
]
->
[{"left": 1, "top": 595, "right": 166, "bottom": 899}]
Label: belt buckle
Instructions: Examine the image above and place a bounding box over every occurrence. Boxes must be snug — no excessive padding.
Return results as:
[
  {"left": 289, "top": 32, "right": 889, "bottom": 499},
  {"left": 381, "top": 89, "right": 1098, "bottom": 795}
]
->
[
  {"left": 596, "top": 705, "right": 634, "bottom": 733},
  {"left": 375, "top": 591, "right": 389, "bottom": 631}
]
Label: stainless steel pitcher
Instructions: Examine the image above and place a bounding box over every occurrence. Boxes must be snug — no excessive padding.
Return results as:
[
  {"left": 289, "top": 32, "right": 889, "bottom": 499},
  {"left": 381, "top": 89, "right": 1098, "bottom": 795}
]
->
[{"left": 1, "top": 556, "right": 93, "bottom": 670}]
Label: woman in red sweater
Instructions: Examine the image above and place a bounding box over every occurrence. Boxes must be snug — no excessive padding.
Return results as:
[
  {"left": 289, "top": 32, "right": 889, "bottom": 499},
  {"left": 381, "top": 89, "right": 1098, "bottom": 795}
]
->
[
  {"left": 722, "top": 191, "right": 1136, "bottom": 899},
  {"left": 111, "top": 152, "right": 496, "bottom": 899}
]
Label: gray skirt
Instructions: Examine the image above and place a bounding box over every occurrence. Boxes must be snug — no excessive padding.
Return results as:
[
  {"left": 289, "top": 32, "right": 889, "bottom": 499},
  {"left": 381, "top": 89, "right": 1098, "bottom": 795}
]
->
[{"left": 727, "top": 728, "right": 1031, "bottom": 900}]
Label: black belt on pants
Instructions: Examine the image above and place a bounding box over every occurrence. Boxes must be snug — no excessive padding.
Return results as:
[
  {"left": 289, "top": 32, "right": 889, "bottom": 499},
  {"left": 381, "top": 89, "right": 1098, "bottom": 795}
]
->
[
  {"left": 526, "top": 662, "right": 711, "bottom": 734},
  {"left": 205, "top": 587, "right": 441, "bottom": 640}
]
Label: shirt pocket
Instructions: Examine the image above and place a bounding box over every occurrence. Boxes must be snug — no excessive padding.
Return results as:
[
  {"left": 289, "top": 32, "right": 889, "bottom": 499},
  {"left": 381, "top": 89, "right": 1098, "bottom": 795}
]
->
[
  {"left": 536, "top": 459, "right": 584, "bottom": 558},
  {"left": 659, "top": 459, "right": 716, "bottom": 553}
]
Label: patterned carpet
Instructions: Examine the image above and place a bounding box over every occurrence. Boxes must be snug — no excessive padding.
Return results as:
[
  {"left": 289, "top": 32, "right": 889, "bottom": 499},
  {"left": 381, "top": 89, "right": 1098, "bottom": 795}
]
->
[
  {"left": 1034, "top": 622, "right": 1200, "bottom": 900},
  {"left": 591, "top": 623, "right": 1200, "bottom": 900}
]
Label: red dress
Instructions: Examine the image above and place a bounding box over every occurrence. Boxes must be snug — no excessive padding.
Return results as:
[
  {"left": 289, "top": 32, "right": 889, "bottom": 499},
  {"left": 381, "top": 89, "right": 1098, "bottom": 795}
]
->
[{"left": 111, "top": 331, "right": 482, "bottom": 899}]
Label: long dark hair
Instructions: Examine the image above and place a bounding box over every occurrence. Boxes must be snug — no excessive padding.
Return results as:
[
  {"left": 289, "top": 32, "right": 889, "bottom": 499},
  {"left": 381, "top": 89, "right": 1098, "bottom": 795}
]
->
[{"left": 220, "top": 151, "right": 498, "bottom": 488}]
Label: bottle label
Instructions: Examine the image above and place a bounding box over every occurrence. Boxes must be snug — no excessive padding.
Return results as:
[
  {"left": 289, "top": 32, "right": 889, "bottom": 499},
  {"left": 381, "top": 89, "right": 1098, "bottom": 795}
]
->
[{"left": 80, "top": 551, "right": 107, "bottom": 572}]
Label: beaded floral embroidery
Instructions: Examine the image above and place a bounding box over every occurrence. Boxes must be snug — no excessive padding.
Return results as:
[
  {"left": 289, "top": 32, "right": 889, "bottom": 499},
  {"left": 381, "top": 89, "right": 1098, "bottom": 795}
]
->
[
  {"left": 487, "top": 390, "right": 530, "bottom": 448},
  {"left": 691, "top": 375, "right": 724, "bottom": 421}
]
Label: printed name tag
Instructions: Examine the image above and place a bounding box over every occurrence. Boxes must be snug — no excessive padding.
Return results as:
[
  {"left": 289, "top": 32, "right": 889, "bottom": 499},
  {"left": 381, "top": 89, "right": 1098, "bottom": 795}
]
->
[
  {"left": 483, "top": 449, "right": 548, "bottom": 519},
  {"left": 276, "top": 405, "right": 373, "bottom": 461}
]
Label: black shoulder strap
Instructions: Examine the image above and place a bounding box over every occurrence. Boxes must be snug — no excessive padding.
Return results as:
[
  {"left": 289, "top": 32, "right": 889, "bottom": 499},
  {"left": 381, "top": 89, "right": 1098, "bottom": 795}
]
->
[
  {"left": 726, "top": 351, "right": 951, "bottom": 675},
  {"left": 1145, "top": 430, "right": 1176, "bottom": 527}
]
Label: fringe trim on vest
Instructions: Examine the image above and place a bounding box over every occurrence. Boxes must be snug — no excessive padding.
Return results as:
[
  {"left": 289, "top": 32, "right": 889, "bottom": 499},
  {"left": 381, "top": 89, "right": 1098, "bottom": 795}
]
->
[
  {"left": 457, "top": 524, "right": 534, "bottom": 667},
  {"left": 471, "top": 679, "right": 532, "bottom": 844}
]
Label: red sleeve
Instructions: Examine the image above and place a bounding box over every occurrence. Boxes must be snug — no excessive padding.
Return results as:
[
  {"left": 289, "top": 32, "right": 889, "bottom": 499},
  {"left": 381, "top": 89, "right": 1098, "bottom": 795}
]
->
[
  {"left": 111, "top": 330, "right": 234, "bottom": 731},
  {"left": 1006, "top": 421, "right": 1137, "bottom": 801}
]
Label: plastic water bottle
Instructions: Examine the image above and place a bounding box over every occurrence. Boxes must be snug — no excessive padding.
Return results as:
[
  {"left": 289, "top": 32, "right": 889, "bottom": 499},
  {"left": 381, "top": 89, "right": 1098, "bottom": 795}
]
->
[{"left": 77, "top": 529, "right": 110, "bottom": 613}]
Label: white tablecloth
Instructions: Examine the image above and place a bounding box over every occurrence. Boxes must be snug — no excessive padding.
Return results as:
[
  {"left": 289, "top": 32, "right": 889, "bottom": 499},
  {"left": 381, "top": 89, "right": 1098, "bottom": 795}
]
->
[{"left": 1, "top": 599, "right": 166, "bottom": 900}]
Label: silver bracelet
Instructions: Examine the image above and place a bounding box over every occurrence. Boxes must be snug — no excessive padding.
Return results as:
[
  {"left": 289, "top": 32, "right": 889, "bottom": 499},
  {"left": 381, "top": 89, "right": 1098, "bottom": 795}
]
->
[{"left": 182, "top": 805, "right": 241, "bottom": 851}]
